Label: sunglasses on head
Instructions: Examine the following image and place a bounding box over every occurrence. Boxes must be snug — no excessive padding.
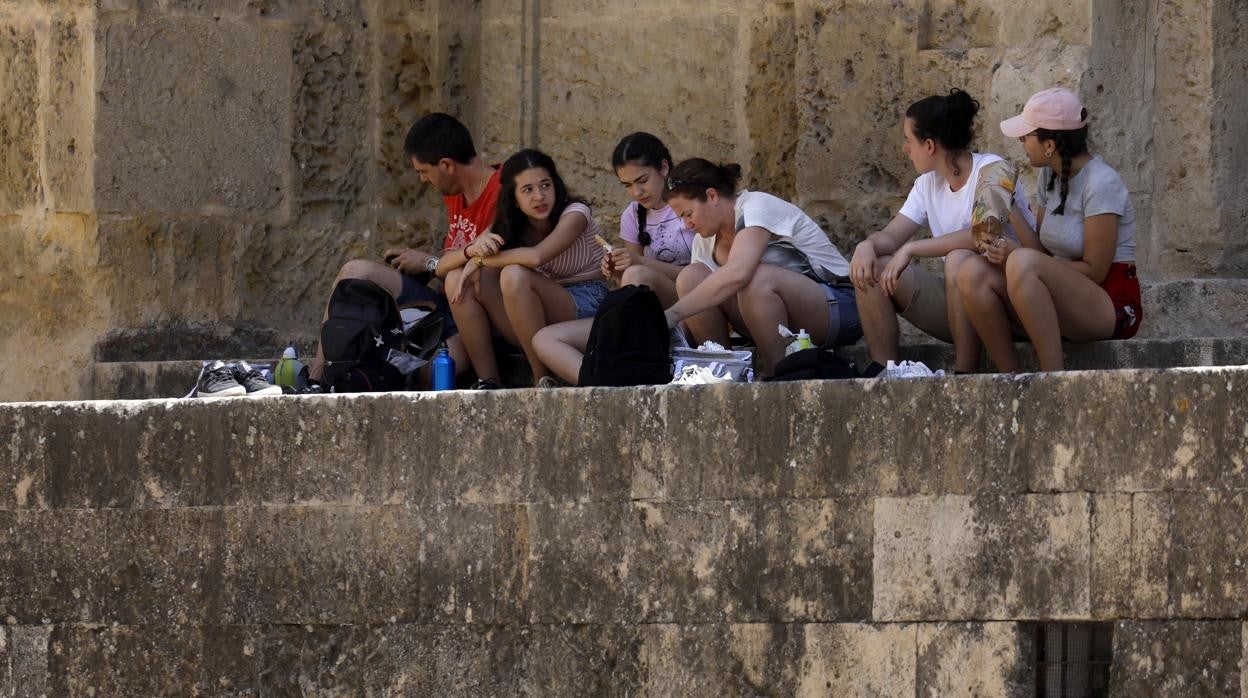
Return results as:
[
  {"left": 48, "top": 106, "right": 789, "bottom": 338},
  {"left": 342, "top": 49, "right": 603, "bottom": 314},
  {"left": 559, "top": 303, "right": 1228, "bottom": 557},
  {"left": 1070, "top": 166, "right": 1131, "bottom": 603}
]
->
[{"left": 666, "top": 177, "right": 709, "bottom": 191}]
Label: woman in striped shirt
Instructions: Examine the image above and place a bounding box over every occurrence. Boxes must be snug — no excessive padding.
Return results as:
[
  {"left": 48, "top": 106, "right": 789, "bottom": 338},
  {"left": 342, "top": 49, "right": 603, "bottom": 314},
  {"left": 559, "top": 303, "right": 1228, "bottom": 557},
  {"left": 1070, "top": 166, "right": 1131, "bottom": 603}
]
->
[{"left": 447, "top": 148, "right": 607, "bottom": 389}]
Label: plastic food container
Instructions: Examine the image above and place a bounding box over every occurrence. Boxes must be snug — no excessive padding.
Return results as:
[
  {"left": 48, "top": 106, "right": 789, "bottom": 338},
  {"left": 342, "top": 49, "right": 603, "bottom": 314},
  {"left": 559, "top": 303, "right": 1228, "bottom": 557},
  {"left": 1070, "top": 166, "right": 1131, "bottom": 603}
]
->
[{"left": 671, "top": 347, "right": 754, "bottom": 382}]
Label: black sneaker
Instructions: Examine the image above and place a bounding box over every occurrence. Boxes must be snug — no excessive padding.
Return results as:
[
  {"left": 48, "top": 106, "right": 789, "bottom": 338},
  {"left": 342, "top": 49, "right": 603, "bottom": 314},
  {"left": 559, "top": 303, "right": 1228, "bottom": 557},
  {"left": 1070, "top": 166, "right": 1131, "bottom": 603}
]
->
[
  {"left": 194, "top": 360, "right": 247, "bottom": 398},
  {"left": 229, "top": 361, "right": 282, "bottom": 397},
  {"left": 469, "top": 378, "right": 502, "bottom": 390}
]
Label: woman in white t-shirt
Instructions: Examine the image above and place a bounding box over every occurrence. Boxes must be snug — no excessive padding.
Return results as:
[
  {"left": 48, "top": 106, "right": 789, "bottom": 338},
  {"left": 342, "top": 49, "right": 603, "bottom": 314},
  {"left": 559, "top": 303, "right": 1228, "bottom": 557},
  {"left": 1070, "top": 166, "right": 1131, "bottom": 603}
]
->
[
  {"left": 532, "top": 133, "right": 696, "bottom": 385},
  {"left": 957, "top": 88, "right": 1142, "bottom": 371},
  {"left": 849, "top": 89, "right": 1035, "bottom": 375},
  {"left": 662, "top": 158, "right": 860, "bottom": 378}
]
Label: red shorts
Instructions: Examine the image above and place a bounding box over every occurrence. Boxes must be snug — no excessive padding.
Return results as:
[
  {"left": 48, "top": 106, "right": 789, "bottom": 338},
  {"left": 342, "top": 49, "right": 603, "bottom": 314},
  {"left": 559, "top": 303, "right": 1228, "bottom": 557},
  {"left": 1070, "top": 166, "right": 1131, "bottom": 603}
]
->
[{"left": 1102, "top": 263, "right": 1142, "bottom": 339}]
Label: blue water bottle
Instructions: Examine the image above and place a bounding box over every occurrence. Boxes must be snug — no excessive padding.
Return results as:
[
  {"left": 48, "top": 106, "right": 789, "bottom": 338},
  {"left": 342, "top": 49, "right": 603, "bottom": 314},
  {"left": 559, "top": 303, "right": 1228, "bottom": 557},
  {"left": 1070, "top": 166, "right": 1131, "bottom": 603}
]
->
[{"left": 432, "top": 344, "right": 455, "bottom": 391}]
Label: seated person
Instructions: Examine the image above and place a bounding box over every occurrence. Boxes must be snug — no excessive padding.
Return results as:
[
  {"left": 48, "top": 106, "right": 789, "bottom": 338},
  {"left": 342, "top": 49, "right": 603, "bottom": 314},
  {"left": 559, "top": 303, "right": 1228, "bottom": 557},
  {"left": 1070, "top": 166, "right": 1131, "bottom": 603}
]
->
[
  {"left": 446, "top": 149, "right": 607, "bottom": 388},
  {"left": 958, "top": 87, "right": 1141, "bottom": 371},
  {"left": 850, "top": 88, "right": 1034, "bottom": 375},
  {"left": 310, "top": 112, "right": 500, "bottom": 386},
  {"left": 533, "top": 132, "right": 695, "bottom": 385},
  {"left": 661, "top": 158, "right": 862, "bottom": 379}
]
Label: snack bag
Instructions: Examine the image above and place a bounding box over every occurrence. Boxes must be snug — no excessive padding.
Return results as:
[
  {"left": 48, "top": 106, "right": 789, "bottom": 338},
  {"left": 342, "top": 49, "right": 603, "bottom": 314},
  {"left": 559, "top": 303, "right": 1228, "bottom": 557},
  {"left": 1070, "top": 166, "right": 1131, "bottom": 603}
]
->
[{"left": 971, "top": 159, "right": 1018, "bottom": 253}]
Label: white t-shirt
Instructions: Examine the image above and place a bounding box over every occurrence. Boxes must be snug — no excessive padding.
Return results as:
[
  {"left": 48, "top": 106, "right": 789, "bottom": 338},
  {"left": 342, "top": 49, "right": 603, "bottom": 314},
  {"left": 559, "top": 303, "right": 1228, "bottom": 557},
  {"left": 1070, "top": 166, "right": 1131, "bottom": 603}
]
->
[
  {"left": 898, "top": 152, "right": 1034, "bottom": 238},
  {"left": 690, "top": 190, "right": 851, "bottom": 282},
  {"left": 1035, "top": 156, "right": 1136, "bottom": 263}
]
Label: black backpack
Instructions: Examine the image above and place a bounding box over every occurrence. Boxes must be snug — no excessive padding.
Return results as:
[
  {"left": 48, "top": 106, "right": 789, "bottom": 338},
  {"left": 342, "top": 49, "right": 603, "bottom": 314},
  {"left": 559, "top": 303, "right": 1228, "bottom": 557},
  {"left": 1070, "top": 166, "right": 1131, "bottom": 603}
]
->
[
  {"left": 320, "top": 279, "right": 432, "bottom": 392},
  {"left": 578, "top": 284, "right": 672, "bottom": 387},
  {"left": 771, "top": 348, "right": 859, "bottom": 381}
]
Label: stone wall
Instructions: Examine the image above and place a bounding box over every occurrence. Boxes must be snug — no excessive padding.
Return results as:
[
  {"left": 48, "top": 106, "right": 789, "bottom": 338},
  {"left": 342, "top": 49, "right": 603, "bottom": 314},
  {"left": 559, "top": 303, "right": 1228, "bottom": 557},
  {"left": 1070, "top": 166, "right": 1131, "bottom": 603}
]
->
[
  {"left": 2, "top": 369, "right": 1248, "bottom": 692},
  {"left": 2, "top": 0, "right": 1246, "bottom": 402}
]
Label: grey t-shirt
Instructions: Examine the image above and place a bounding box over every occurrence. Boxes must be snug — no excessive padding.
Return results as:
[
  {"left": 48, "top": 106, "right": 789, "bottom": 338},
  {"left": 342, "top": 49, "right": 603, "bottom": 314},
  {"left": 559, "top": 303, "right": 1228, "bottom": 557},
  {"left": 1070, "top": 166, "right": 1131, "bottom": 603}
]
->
[{"left": 1035, "top": 156, "right": 1135, "bottom": 263}]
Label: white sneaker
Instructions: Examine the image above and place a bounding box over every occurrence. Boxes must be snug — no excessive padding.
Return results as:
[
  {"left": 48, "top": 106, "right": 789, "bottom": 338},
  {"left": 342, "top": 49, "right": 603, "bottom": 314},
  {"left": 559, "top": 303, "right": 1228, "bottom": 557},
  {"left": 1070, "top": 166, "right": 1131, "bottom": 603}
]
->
[
  {"left": 670, "top": 364, "right": 733, "bottom": 386},
  {"left": 881, "top": 360, "right": 945, "bottom": 379}
]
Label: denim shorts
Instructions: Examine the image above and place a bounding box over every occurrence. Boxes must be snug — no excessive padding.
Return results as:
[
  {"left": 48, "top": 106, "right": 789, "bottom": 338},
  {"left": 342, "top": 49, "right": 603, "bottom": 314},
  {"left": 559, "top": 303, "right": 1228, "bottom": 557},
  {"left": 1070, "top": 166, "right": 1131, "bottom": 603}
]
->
[
  {"left": 397, "top": 274, "right": 458, "bottom": 339},
  {"left": 564, "top": 280, "right": 609, "bottom": 320},
  {"left": 820, "top": 283, "right": 863, "bottom": 348}
]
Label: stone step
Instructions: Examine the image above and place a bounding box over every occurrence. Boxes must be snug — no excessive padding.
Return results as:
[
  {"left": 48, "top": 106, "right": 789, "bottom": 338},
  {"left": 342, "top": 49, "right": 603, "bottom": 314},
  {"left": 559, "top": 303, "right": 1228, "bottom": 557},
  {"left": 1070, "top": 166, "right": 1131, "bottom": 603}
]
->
[
  {"left": 4, "top": 366, "right": 1247, "bottom": 692},
  {"left": 89, "top": 336, "right": 1248, "bottom": 400}
]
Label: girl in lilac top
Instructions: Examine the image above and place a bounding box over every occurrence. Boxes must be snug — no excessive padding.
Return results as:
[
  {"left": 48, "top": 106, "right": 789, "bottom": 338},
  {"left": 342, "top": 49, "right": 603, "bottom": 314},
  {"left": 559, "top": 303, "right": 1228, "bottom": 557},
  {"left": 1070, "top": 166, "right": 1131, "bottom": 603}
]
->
[
  {"left": 533, "top": 133, "right": 696, "bottom": 385},
  {"left": 604, "top": 132, "right": 696, "bottom": 307}
]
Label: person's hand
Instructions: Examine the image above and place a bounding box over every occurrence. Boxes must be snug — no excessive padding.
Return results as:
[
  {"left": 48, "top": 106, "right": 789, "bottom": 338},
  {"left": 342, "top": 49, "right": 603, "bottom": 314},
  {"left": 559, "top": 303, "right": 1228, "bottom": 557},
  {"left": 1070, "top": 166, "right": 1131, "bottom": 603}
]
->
[
  {"left": 983, "top": 236, "right": 1019, "bottom": 266},
  {"left": 449, "top": 259, "right": 482, "bottom": 304},
  {"left": 879, "top": 244, "right": 913, "bottom": 297},
  {"left": 384, "top": 248, "right": 432, "bottom": 276},
  {"left": 466, "top": 233, "right": 504, "bottom": 259},
  {"left": 850, "top": 241, "right": 878, "bottom": 292},
  {"left": 607, "top": 247, "right": 635, "bottom": 278}
]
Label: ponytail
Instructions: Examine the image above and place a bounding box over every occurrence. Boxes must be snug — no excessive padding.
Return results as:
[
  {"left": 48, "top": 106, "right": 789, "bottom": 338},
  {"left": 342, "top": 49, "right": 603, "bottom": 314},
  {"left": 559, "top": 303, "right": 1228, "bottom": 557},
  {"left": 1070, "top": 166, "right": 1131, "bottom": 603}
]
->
[
  {"left": 905, "top": 88, "right": 980, "bottom": 177},
  {"left": 661, "top": 158, "right": 742, "bottom": 202}
]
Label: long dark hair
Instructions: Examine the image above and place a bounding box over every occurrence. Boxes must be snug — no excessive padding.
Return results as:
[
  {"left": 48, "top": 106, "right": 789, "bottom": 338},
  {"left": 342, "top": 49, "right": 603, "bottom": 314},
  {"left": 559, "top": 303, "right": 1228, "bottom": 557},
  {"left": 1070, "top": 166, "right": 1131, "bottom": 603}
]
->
[
  {"left": 1035, "top": 118, "right": 1090, "bottom": 216},
  {"left": 612, "top": 132, "right": 674, "bottom": 247},
  {"left": 661, "top": 158, "right": 742, "bottom": 203},
  {"left": 493, "top": 148, "right": 579, "bottom": 247},
  {"left": 905, "top": 88, "right": 980, "bottom": 177}
]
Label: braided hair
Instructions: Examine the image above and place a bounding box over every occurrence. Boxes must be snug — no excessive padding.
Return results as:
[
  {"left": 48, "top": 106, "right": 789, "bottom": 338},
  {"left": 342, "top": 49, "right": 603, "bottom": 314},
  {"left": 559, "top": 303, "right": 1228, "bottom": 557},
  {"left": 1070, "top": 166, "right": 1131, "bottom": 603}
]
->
[
  {"left": 1035, "top": 113, "right": 1090, "bottom": 216},
  {"left": 613, "top": 132, "right": 673, "bottom": 247}
]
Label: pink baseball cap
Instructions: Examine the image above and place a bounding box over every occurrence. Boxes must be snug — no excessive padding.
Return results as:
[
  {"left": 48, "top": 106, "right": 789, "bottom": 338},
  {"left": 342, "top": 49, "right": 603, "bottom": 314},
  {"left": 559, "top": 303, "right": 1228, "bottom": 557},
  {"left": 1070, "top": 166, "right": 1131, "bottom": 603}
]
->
[{"left": 1000, "top": 87, "right": 1087, "bottom": 138}]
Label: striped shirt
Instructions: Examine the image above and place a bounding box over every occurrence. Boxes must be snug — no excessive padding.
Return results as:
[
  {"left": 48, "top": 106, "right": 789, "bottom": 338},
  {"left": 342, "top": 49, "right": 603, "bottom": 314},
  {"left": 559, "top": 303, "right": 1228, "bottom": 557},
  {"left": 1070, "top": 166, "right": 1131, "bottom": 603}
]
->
[{"left": 537, "top": 202, "right": 604, "bottom": 284}]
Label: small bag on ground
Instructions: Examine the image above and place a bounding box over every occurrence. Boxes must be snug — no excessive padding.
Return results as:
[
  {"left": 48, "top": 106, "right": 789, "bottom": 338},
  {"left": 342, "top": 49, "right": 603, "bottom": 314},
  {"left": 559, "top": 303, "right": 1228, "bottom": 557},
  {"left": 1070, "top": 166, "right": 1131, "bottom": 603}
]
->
[
  {"left": 320, "top": 278, "right": 425, "bottom": 392},
  {"left": 771, "top": 348, "right": 858, "bottom": 381},
  {"left": 578, "top": 284, "right": 672, "bottom": 387}
]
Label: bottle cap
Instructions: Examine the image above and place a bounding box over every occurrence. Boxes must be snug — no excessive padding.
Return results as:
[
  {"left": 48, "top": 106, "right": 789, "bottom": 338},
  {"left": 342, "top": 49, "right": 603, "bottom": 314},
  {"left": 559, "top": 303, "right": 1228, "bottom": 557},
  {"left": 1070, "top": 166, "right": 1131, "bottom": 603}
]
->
[{"left": 282, "top": 345, "right": 297, "bottom": 359}]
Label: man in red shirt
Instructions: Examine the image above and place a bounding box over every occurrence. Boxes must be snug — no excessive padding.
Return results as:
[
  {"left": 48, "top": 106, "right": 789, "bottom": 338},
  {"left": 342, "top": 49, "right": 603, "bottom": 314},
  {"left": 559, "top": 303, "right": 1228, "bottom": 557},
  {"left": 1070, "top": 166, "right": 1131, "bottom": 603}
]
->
[{"left": 311, "top": 113, "right": 501, "bottom": 384}]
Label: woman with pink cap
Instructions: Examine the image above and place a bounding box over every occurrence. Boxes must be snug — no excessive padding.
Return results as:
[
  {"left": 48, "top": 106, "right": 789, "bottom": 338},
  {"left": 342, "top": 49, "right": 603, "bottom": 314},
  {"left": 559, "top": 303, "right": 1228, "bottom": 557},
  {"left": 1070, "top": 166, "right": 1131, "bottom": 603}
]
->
[{"left": 957, "top": 87, "right": 1142, "bottom": 371}]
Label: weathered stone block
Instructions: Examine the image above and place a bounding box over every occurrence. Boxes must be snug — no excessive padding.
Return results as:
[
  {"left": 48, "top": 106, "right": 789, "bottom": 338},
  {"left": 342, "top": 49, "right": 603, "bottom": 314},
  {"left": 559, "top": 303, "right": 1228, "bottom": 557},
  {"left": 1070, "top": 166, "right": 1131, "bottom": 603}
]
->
[
  {"left": 257, "top": 624, "right": 365, "bottom": 694},
  {"left": 536, "top": 17, "right": 739, "bottom": 216},
  {"left": 45, "top": 14, "right": 93, "bottom": 213},
  {"left": 797, "top": 623, "right": 917, "bottom": 696},
  {"left": 1111, "top": 621, "right": 1241, "bottom": 696},
  {"left": 1169, "top": 491, "right": 1248, "bottom": 618},
  {"left": 1021, "top": 369, "right": 1248, "bottom": 492},
  {"left": 874, "top": 494, "right": 1090, "bottom": 621},
  {"left": 1131, "top": 492, "right": 1172, "bottom": 617},
  {"left": 753, "top": 499, "right": 873, "bottom": 622},
  {"left": 916, "top": 622, "right": 1033, "bottom": 696},
  {"left": 526, "top": 502, "right": 637, "bottom": 623},
  {"left": 789, "top": 377, "right": 1026, "bottom": 498},
  {"left": 658, "top": 383, "right": 797, "bottom": 501},
  {"left": 523, "top": 624, "right": 644, "bottom": 695},
  {"left": 292, "top": 17, "right": 370, "bottom": 227},
  {"left": 746, "top": 6, "right": 798, "bottom": 201},
  {"left": 363, "top": 624, "right": 514, "bottom": 696},
  {"left": 48, "top": 625, "right": 259, "bottom": 696},
  {"left": 1090, "top": 493, "right": 1133, "bottom": 617},
  {"left": 94, "top": 15, "right": 290, "bottom": 215},
  {"left": 0, "top": 24, "right": 39, "bottom": 213},
  {"left": 0, "top": 626, "right": 50, "bottom": 697},
  {"left": 3, "top": 510, "right": 105, "bottom": 624},
  {"left": 638, "top": 624, "right": 802, "bottom": 695}
]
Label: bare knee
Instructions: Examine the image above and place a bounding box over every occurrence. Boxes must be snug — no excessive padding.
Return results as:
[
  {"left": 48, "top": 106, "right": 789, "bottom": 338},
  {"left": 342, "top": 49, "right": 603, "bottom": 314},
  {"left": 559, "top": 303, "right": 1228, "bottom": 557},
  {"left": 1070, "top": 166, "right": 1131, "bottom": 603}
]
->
[
  {"left": 956, "top": 256, "right": 994, "bottom": 296},
  {"left": 739, "top": 266, "right": 780, "bottom": 300},
  {"left": 676, "top": 263, "right": 712, "bottom": 296},
  {"left": 1004, "top": 248, "right": 1044, "bottom": 288},
  {"left": 944, "top": 249, "right": 974, "bottom": 276},
  {"left": 336, "top": 258, "right": 380, "bottom": 282},
  {"left": 500, "top": 264, "right": 533, "bottom": 294},
  {"left": 620, "top": 264, "right": 659, "bottom": 287}
]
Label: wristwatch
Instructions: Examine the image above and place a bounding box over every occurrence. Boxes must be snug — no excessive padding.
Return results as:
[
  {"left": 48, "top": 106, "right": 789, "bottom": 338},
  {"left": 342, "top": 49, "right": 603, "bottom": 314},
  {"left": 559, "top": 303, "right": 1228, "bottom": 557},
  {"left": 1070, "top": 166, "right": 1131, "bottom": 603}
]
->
[{"left": 425, "top": 256, "right": 440, "bottom": 273}]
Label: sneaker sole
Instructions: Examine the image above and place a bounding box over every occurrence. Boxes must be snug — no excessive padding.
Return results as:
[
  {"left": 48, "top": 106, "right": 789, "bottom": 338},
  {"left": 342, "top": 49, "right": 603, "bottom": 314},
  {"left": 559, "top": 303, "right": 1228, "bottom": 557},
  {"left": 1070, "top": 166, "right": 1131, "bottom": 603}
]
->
[
  {"left": 245, "top": 385, "right": 284, "bottom": 397},
  {"left": 197, "top": 386, "right": 247, "bottom": 398}
]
